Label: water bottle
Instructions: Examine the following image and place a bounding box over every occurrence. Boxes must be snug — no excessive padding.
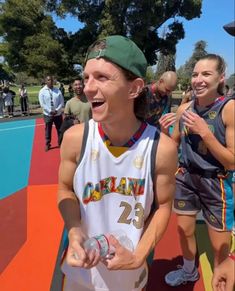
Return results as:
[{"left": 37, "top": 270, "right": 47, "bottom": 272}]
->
[{"left": 83, "top": 230, "right": 134, "bottom": 258}]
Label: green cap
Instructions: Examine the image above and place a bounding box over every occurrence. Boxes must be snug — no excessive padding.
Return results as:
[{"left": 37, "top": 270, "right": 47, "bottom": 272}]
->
[{"left": 85, "top": 35, "right": 147, "bottom": 78}]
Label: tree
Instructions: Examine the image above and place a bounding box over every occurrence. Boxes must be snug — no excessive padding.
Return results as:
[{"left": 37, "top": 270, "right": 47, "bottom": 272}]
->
[
  {"left": 177, "top": 40, "right": 208, "bottom": 89},
  {"left": 184, "top": 40, "right": 207, "bottom": 76},
  {"left": 155, "top": 25, "right": 176, "bottom": 79},
  {"left": 0, "top": 0, "right": 74, "bottom": 78},
  {"left": 146, "top": 66, "right": 155, "bottom": 84},
  {"left": 156, "top": 52, "right": 176, "bottom": 80},
  {"left": 0, "top": 0, "right": 203, "bottom": 79},
  {"left": 46, "top": 0, "right": 202, "bottom": 65},
  {"left": 0, "top": 63, "right": 15, "bottom": 82}
]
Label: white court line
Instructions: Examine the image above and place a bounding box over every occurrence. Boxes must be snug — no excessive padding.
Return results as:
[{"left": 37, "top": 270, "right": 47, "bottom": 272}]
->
[{"left": 0, "top": 123, "right": 45, "bottom": 132}]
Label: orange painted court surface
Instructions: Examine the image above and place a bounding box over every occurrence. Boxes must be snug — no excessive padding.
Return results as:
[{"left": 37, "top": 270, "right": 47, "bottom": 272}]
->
[{"left": 0, "top": 118, "right": 214, "bottom": 291}]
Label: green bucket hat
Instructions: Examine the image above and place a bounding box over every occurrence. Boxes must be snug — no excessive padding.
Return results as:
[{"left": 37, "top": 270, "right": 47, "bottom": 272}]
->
[{"left": 85, "top": 35, "right": 147, "bottom": 78}]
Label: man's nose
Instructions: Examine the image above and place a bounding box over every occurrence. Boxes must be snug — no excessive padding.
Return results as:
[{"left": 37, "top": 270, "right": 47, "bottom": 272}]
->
[{"left": 84, "top": 77, "right": 97, "bottom": 93}]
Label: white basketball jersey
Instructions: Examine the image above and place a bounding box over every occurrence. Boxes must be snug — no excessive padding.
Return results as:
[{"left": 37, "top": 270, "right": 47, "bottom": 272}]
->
[{"left": 62, "top": 119, "right": 159, "bottom": 291}]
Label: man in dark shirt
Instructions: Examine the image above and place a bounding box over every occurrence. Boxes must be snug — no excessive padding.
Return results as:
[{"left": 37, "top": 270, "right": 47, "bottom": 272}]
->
[{"left": 145, "top": 71, "right": 177, "bottom": 128}]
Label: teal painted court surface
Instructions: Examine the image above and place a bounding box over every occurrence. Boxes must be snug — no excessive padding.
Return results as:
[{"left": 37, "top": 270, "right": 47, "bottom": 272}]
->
[{"left": 0, "top": 120, "right": 35, "bottom": 199}]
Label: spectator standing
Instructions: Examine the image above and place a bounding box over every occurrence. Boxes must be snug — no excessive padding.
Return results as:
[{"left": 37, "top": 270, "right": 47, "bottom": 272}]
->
[
  {"left": 3, "top": 87, "right": 14, "bottom": 117},
  {"left": 164, "top": 54, "right": 234, "bottom": 287},
  {"left": 9, "top": 88, "right": 16, "bottom": 115},
  {"left": 38, "top": 75, "right": 64, "bottom": 151},
  {"left": 145, "top": 71, "right": 178, "bottom": 129},
  {"left": 59, "top": 78, "right": 91, "bottom": 145},
  {"left": 64, "top": 78, "right": 91, "bottom": 122},
  {"left": 19, "top": 84, "right": 28, "bottom": 115},
  {"left": 58, "top": 35, "right": 178, "bottom": 291},
  {"left": 59, "top": 83, "right": 65, "bottom": 98}
]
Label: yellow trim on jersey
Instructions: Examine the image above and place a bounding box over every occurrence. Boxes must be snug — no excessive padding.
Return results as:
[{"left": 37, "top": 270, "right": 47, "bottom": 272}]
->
[{"left": 104, "top": 140, "right": 128, "bottom": 157}]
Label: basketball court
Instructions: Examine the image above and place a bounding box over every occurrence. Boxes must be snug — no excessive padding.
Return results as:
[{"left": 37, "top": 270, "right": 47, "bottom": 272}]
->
[{"left": 0, "top": 117, "right": 215, "bottom": 291}]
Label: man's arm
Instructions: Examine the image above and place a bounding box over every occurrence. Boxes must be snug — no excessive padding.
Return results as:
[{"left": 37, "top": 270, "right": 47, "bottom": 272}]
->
[
  {"left": 58, "top": 125, "right": 82, "bottom": 232},
  {"left": 106, "top": 133, "right": 178, "bottom": 270},
  {"left": 64, "top": 100, "right": 71, "bottom": 116},
  {"left": 58, "top": 124, "right": 100, "bottom": 268},
  {"left": 133, "top": 133, "right": 178, "bottom": 265},
  {"left": 38, "top": 89, "right": 50, "bottom": 115},
  {"left": 55, "top": 90, "right": 64, "bottom": 112}
]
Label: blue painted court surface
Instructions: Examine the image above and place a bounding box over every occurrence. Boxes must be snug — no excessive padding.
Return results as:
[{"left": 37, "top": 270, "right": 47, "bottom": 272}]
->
[{"left": 0, "top": 120, "right": 36, "bottom": 199}]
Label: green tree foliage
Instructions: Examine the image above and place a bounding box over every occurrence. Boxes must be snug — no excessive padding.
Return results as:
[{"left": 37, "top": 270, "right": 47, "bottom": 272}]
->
[
  {"left": 0, "top": 63, "right": 15, "bottom": 81},
  {"left": 0, "top": 0, "right": 74, "bottom": 78},
  {"left": 156, "top": 52, "right": 176, "bottom": 80},
  {"left": 46, "top": 0, "right": 202, "bottom": 64},
  {"left": 146, "top": 66, "right": 155, "bottom": 84},
  {"left": 0, "top": 0, "right": 202, "bottom": 80},
  {"left": 177, "top": 40, "right": 208, "bottom": 89},
  {"left": 14, "top": 71, "right": 39, "bottom": 85}
]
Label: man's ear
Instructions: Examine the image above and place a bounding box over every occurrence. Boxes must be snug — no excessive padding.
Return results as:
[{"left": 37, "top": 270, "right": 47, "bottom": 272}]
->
[{"left": 128, "top": 78, "right": 145, "bottom": 99}]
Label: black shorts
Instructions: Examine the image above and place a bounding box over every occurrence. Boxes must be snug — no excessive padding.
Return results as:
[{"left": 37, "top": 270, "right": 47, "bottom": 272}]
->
[{"left": 173, "top": 167, "right": 234, "bottom": 231}]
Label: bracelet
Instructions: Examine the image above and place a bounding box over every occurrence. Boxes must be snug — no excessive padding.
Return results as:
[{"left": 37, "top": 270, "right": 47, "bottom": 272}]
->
[{"left": 228, "top": 253, "right": 235, "bottom": 261}]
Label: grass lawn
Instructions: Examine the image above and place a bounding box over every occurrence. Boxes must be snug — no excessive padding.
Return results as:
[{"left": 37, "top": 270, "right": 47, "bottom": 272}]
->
[{"left": 10, "top": 85, "right": 71, "bottom": 106}]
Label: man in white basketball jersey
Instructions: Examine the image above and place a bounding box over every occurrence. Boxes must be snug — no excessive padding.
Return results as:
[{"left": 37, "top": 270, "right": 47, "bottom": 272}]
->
[{"left": 58, "top": 35, "right": 178, "bottom": 291}]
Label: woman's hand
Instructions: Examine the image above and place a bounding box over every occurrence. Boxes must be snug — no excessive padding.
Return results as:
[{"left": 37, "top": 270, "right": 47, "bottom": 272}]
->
[
  {"left": 159, "top": 113, "right": 176, "bottom": 135},
  {"left": 182, "top": 110, "right": 210, "bottom": 136}
]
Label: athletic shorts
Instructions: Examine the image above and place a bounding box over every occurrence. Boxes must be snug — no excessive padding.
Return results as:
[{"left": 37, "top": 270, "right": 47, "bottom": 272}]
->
[{"left": 173, "top": 167, "right": 234, "bottom": 231}]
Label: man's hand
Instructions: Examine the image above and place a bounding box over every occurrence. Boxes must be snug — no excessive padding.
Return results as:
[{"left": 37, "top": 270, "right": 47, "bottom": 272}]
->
[
  {"left": 66, "top": 227, "right": 100, "bottom": 269},
  {"left": 103, "top": 235, "right": 140, "bottom": 270},
  {"left": 50, "top": 110, "right": 57, "bottom": 116}
]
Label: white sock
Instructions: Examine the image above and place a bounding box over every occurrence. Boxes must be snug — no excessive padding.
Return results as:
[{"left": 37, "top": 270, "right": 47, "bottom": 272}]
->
[{"left": 183, "top": 258, "right": 195, "bottom": 273}]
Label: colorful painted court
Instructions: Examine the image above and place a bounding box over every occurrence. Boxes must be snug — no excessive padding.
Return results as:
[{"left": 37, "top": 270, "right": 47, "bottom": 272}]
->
[{"left": 0, "top": 118, "right": 216, "bottom": 291}]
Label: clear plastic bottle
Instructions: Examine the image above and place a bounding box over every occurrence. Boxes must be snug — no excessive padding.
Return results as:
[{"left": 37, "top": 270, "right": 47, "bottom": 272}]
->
[{"left": 83, "top": 229, "right": 134, "bottom": 258}]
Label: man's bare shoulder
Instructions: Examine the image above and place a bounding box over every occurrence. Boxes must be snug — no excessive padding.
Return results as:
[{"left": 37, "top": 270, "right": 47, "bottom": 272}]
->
[
  {"left": 61, "top": 123, "right": 86, "bottom": 160},
  {"left": 64, "top": 122, "right": 85, "bottom": 139},
  {"left": 156, "top": 133, "right": 178, "bottom": 171}
]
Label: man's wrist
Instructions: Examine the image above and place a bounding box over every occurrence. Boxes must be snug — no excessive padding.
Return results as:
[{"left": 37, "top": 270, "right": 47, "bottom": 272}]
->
[
  {"left": 132, "top": 250, "right": 146, "bottom": 268},
  {"left": 68, "top": 226, "right": 84, "bottom": 241}
]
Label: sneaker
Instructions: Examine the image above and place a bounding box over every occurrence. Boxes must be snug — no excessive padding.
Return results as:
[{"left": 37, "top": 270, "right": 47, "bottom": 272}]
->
[{"left": 165, "top": 265, "right": 199, "bottom": 286}]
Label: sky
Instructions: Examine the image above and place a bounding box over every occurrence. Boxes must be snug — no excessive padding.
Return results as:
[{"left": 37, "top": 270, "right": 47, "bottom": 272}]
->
[{"left": 54, "top": 0, "right": 235, "bottom": 77}]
